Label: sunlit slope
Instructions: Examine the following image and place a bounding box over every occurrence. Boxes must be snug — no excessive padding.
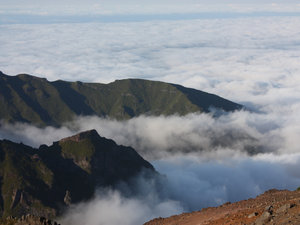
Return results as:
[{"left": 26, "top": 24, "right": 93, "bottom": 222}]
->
[{"left": 0, "top": 72, "right": 242, "bottom": 126}]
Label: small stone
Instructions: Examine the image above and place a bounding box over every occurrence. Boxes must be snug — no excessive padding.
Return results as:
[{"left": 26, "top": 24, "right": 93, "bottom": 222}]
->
[
  {"left": 277, "top": 204, "right": 291, "bottom": 214},
  {"left": 64, "top": 190, "right": 72, "bottom": 205},
  {"left": 248, "top": 212, "right": 258, "bottom": 218},
  {"left": 264, "top": 205, "right": 274, "bottom": 215},
  {"left": 255, "top": 211, "right": 272, "bottom": 225},
  {"left": 265, "top": 205, "right": 273, "bottom": 211}
]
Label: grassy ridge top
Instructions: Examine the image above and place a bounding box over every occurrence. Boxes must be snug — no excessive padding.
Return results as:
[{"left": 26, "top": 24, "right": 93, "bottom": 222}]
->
[{"left": 0, "top": 72, "right": 242, "bottom": 126}]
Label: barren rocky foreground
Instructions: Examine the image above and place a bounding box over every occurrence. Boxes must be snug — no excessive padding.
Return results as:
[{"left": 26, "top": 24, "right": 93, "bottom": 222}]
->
[
  {"left": 0, "top": 215, "right": 59, "bottom": 225},
  {"left": 145, "top": 189, "right": 300, "bottom": 225}
]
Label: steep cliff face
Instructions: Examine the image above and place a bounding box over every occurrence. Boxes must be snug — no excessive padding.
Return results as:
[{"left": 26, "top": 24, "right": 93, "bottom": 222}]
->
[
  {"left": 0, "top": 130, "right": 155, "bottom": 219},
  {"left": 0, "top": 72, "right": 242, "bottom": 126}
]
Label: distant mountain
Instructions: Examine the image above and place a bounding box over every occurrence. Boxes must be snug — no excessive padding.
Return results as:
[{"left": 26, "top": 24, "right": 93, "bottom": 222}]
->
[
  {"left": 0, "top": 72, "right": 242, "bottom": 126},
  {"left": 0, "top": 130, "right": 154, "bottom": 219}
]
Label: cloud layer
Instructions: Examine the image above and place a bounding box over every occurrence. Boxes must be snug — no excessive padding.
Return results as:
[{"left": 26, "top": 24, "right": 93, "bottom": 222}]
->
[
  {"left": 1, "top": 108, "right": 298, "bottom": 159},
  {"left": 59, "top": 188, "right": 183, "bottom": 225}
]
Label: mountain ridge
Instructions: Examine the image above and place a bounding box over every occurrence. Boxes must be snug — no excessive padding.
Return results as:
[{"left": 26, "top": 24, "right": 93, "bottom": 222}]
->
[{"left": 0, "top": 72, "right": 243, "bottom": 127}]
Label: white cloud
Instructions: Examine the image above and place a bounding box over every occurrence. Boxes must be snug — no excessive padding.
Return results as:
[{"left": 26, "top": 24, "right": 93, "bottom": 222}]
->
[
  {"left": 0, "top": 105, "right": 299, "bottom": 158},
  {"left": 59, "top": 189, "right": 183, "bottom": 225}
]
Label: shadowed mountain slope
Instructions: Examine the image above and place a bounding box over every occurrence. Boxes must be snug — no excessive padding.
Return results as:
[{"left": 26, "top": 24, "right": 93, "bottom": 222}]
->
[
  {"left": 0, "top": 130, "right": 154, "bottom": 219},
  {"left": 0, "top": 72, "right": 242, "bottom": 126}
]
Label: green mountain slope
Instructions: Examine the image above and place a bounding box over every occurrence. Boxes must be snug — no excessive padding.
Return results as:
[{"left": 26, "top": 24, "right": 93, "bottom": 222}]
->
[
  {"left": 0, "top": 130, "right": 154, "bottom": 219},
  {"left": 0, "top": 72, "right": 242, "bottom": 126}
]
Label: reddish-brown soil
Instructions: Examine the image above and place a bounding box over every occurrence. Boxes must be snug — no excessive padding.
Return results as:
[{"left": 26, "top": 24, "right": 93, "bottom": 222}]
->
[{"left": 145, "top": 189, "right": 300, "bottom": 225}]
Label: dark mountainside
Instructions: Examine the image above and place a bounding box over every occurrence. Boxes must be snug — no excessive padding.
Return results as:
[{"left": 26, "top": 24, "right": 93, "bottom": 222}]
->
[
  {"left": 0, "top": 130, "right": 155, "bottom": 220},
  {"left": 0, "top": 72, "right": 242, "bottom": 127}
]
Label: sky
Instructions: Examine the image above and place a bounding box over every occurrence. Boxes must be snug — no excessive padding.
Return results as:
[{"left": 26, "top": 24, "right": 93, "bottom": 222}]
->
[
  {"left": 2, "top": 0, "right": 300, "bottom": 15},
  {"left": 1, "top": 1, "right": 300, "bottom": 225}
]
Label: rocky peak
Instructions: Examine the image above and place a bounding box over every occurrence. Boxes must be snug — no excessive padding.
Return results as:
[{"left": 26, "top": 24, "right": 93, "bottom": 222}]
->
[
  {"left": 0, "top": 131, "right": 156, "bottom": 221},
  {"left": 59, "top": 129, "right": 99, "bottom": 143}
]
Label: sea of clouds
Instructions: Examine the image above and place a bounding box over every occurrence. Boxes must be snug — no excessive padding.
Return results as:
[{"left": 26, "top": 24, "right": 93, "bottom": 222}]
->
[
  {"left": 1, "top": 16, "right": 300, "bottom": 107},
  {"left": 1, "top": 5, "right": 300, "bottom": 225}
]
